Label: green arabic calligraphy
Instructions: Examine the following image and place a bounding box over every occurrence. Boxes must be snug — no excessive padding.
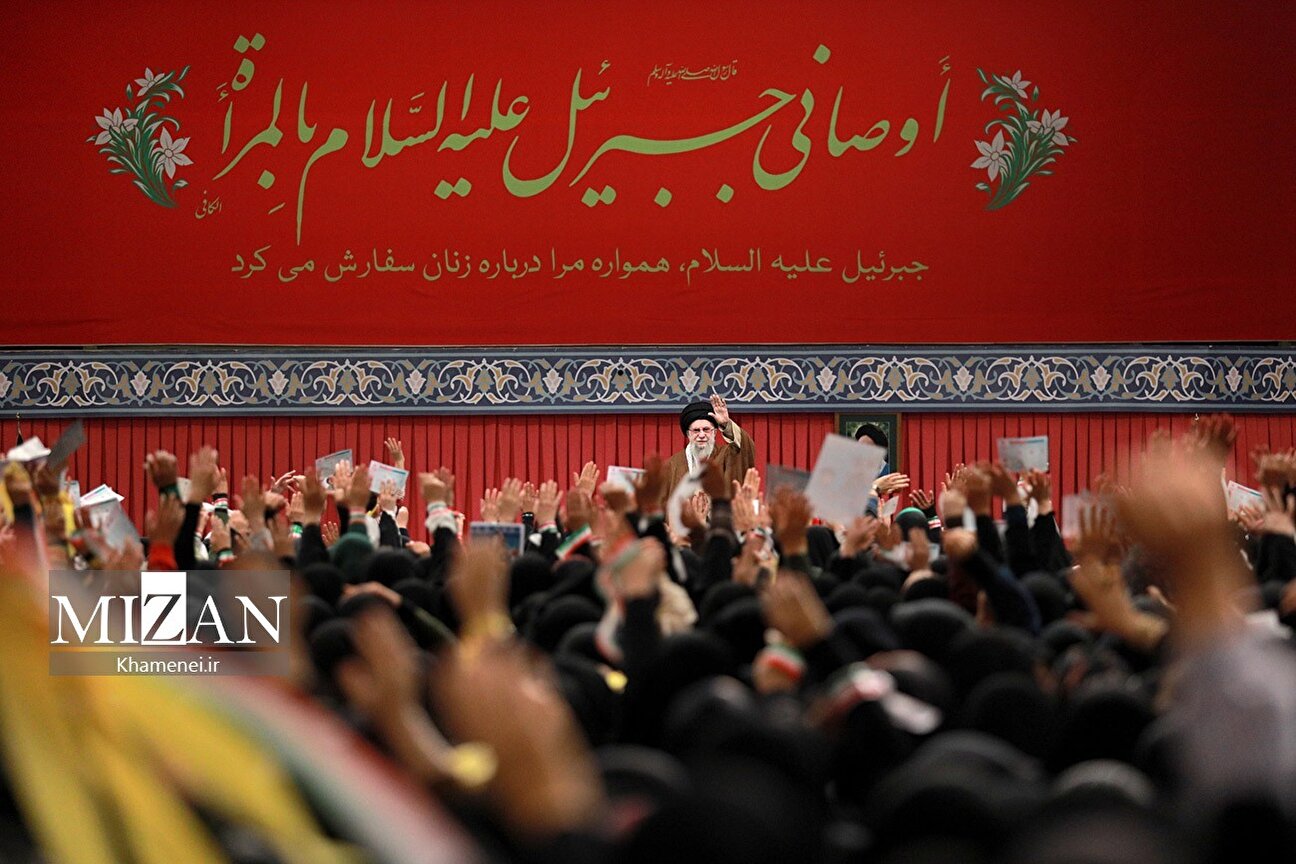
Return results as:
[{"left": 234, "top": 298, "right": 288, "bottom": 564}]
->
[{"left": 215, "top": 41, "right": 952, "bottom": 244}]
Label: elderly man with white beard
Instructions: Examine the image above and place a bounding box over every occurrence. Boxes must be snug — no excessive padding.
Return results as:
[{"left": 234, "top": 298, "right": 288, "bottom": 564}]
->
[{"left": 660, "top": 394, "right": 757, "bottom": 506}]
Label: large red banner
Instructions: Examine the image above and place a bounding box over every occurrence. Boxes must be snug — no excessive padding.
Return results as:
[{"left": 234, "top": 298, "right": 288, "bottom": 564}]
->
[{"left": 3, "top": 1, "right": 1294, "bottom": 346}]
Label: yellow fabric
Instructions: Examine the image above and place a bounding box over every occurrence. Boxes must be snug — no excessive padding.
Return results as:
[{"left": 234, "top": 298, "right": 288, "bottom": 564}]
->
[
  {"left": 0, "top": 575, "right": 362, "bottom": 864},
  {"left": 0, "top": 467, "right": 14, "bottom": 523}
]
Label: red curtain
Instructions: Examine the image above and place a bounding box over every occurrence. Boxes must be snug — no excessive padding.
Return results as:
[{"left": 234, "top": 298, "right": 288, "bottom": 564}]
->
[{"left": 4, "top": 412, "right": 1292, "bottom": 539}]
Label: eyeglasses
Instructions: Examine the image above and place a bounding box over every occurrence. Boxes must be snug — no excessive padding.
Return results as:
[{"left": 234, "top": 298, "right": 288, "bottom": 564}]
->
[{"left": 688, "top": 426, "right": 715, "bottom": 437}]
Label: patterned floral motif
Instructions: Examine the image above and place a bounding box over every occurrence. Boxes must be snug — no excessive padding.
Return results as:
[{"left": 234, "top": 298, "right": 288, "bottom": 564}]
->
[{"left": 0, "top": 348, "right": 1291, "bottom": 415}]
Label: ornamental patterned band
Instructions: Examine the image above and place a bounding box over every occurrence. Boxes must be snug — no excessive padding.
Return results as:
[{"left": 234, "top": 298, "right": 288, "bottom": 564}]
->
[{"left": 0, "top": 346, "right": 1292, "bottom": 416}]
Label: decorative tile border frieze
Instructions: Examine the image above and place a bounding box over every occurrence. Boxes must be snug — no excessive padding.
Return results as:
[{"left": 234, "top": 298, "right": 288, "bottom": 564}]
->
[{"left": 0, "top": 345, "right": 1292, "bottom": 416}]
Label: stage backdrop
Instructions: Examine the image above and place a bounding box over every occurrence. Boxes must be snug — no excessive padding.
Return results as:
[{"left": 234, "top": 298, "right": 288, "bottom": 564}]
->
[
  {"left": 3, "top": 1, "right": 1295, "bottom": 347},
  {"left": 6, "top": 412, "right": 1290, "bottom": 541}
]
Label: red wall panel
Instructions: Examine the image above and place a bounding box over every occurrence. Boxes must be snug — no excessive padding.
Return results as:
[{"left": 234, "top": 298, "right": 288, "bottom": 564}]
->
[
  {"left": 3, "top": 412, "right": 1291, "bottom": 540},
  {"left": 7, "top": 3, "right": 1296, "bottom": 346}
]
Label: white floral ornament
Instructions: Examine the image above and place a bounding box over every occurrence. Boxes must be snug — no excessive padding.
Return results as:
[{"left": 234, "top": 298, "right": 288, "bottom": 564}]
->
[
  {"left": 995, "top": 70, "right": 1031, "bottom": 98},
  {"left": 971, "top": 131, "right": 1010, "bottom": 181},
  {"left": 972, "top": 67, "right": 1074, "bottom": 210},
  {"left": 153, "top": 128, "right": 192, "bottom": 179},
  {"left": 1027, "top": 109, "right": 1070, "bottom": 147},
  {"left": 88, "top": 65, "right": 190, "bottom": 208},
  {"left": 542, "top": 368, "right": 562, "bottom": 394},
  {"left": 91, "top": 108, "right": 138, "bottom": 146},
  {"left": 134, "top": 68, "right": 163, "bottom": 96},
  {"left": 816, "top": 365, "right": 837, "bottom": 393}
]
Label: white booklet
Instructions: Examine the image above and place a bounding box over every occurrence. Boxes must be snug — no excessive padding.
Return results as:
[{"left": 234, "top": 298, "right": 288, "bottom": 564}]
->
[
  {"left": 367, "top": 459, "right": 409, "bottom": 496},
  {"left": 1061, "top": 491, "right": 1112, "bottom": 539},
  {"left": 606, "top": 466, "right": 644, "bottom": 493},
  {"left": 996, "top": 435, "right": 1049, "bottom": 472},
  {"left": 765, "top": 464, "right": 811, "bottom": 494},
  {"left": 315, "top": 449, "right": 353, "bottom": 487},
  {"left": 1225, "top": 480, "right": 1264, "bottom": 513},
  {"left": 804, "top": 434, "right": 886, "bottom": 525},
  {"left": 80, "top": 483, "right": 124, "bottom": 508},
  {"left": 86, "top": 500, "right": 140, "bottom": 552}
]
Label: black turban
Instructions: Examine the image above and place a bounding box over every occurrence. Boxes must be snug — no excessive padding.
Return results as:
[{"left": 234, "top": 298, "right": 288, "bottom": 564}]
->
[
  {"left": 679, "top": 400, "right": 719, "bottom": 434},
  {"left": 854, "top": 423, "right": 888, "bottom": 448}
]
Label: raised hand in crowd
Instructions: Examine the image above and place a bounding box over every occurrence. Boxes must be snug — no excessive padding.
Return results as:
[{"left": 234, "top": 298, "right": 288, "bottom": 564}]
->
[
  {"left": 1021, "top": 468, "right": 1052, "bottom": 513},
  {"left": 961, "top": 463, "right": 992, "bottom": 515},
  {"left": 1254, "top": 446, "right": 1296, "bottom": 488},
  {"left": 1233, "top": 503, "right": 1266, "bottom": 535},
  {"left": 240, "top": 474, "right": 268, "bottom": 525},
  {"left": 432, "top": 640, "right": 605, "bottom": 843},
  {"left": 1185, "top": 413, "right": 1237, "bottom": 468},
  {"left": 939, "top": 484, "right": 968, "bottom": 526},
  {"left": 480, "top": 488, "right": 501, "bottom": 522},
  {"left": 497, "top": 477, "right": 525, "bottom": 522},
  {"left": 572, "top": 460, "right": 599, "bottom": 498},
  {"left": 346, "top": 463, "right": 372, "bottom": 512},
  {"left": 330, "top": 459, "right": 354, "bottom": 499},
  {"left": 1071, "top": 502, "right": 1123, "bottom": 565},
  {"left": 634, "top": 454, "right": 667, "bottom": 515},
  {"left": 449, "top": 539, "right": 511, "bottom": 644},
  {"left": 986, "top": 462, "right": 1022, "bottom": 506},
  {"left": 1066, "top": 506, "right": 1166, "bottom": 650},
  {"left": 840, "top": 515, "right": 881, "bottom": 558},
  {"left": 520, "top": 481, "right": 539, "bottom": 516},
  {"left": 269, "top": 470, "right": 302, "bottom": 497},
  {"left": 146, "top": 496, "right": 184, "bottom": 549},
  {"left": 384, "top": 437, "right": 406, "bottom": 470},
  {"left": 943, "top": 462, "right": 968, "bottom": 494},
  {"left": 1259, "top": 486, "right": 1296, "bottom": 537},
  {"left": 731, "top": 485, "right": 761, "bottom": 535},
  {"left": 874, "top": 471, "right": 910, "bottom": 497},
  {"left": 285, "top": 490, "right": 305, "bottom": 524},
  {"left": 769, "top": 487, "right": 811, "bottom": 556},
  {"left": 301, "top": 469, "right": 327, "bottom": 524},
  {"left": 731, "top": 533, "right": 767, "bottom": 587},
  {"left": 941, "top": 526, "right": 978, "bottom": 564},
  {"left": 269, "top": 511, "right": 295, "bottom": 559},
  {"left": 1117, "top": 443, "right": 1247, "bottom": 649},
  {"left": 535, "top": 480, "right": 561, "bottom": 525},
  {"left": 612, "top": 539, "right": 665, "bottom": 599},
  {"left": 143, "top": 449, "right": 178, "bottom": 491},
  {"left": 873, "top": 514, "right": 901, "bottom": 552},
  {"left": 563, "top": 489, "right": 594, "bottom": 533},
  {"left": 700, "top": 460, "right": 729, "bottom": 502},
  {"left": 598, "top": 482, "right": 633, "bottom": 518},
  {"left": 762, "top": 571, "right": 832, "bottom": 650},
  {"left": 684, "top": 490, "right": 710, "bottom": 528},
  {"left": 377, "top": 478, "right": 400, "bottom": 514},
  {"left": 32, "top": 464, "right": 60, "bottom": 502},
  {"left": 419, "top": 467, "right": 454, "bottom": 506},
  {"left": 204, "top": 511, "right": 229, "bottom": 553}
]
